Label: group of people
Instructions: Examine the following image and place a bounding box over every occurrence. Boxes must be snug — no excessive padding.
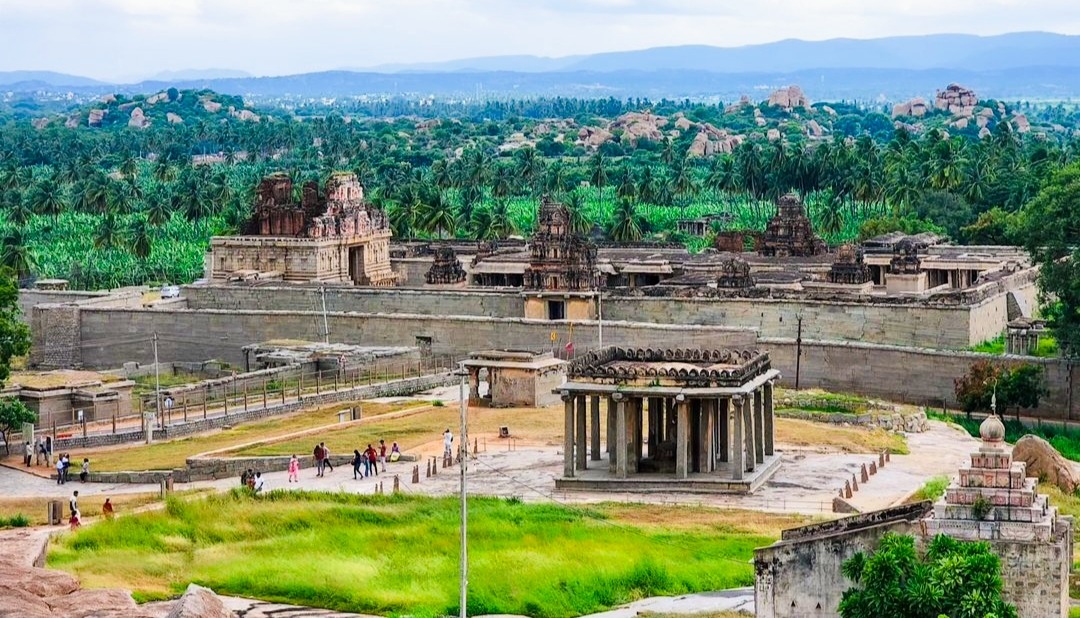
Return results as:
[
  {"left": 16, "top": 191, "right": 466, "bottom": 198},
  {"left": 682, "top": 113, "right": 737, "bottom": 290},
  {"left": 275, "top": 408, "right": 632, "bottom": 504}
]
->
[
  {"left": 66, "top": 491, "right": 114, "bottom": 531},
  {"left": 351, "top": 440, "right": 400, "bottom": 479},
  {"left": 55, "top": 454, "right": 90, "bottom": 485},
  {"left": 24, "top": 436, "right": 53, "bottom": 466},
  {"left": 239, "top": 469, "right": 266, "bottom": 493}
]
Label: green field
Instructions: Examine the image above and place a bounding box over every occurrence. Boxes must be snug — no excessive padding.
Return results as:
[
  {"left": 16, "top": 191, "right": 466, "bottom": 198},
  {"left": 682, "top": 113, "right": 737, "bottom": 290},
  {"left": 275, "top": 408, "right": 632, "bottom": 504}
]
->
[{"left": 48, "top": 491, "right": 810, "bottom": 617}]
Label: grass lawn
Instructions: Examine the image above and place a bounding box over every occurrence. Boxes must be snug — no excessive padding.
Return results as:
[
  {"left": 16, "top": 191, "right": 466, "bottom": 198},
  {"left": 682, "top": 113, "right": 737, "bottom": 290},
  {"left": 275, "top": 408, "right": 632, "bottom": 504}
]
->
[
  {"left": 0, "top": 490, "right": 208, "bottom": 527},
  {"left": 774, "top": 418, "right": 908, "bottom": 455},
  {"left": 80, "top": 400, "right": 420, "bottom": 473},
  {"left": 48, "top": 491, "right": 812, "bottom": 618}
]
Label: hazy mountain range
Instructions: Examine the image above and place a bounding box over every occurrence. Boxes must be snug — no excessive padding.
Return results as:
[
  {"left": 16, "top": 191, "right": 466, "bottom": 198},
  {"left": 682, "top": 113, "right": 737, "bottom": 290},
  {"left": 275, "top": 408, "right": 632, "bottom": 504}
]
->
[{"left": 5, "top": 32, "right": 1080, "bottom": 101}]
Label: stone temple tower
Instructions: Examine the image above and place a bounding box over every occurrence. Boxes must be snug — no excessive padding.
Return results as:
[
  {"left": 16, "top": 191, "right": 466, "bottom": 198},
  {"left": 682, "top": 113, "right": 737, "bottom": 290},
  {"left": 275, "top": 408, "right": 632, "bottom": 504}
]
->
[{"left": 922, "top": 415, "right": 1073, "bottom": 616}]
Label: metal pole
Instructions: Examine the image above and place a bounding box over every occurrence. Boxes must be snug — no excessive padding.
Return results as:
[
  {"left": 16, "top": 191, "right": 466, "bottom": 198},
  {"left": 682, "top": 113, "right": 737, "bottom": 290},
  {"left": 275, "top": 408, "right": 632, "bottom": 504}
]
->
[
  {"left": 794, "top": 315, "right": 803, "bottom": 391},
  {"left": 153, "top": 332, "right": 161, "bottom": 435},
  {"left": 597, "top": 292, "right": 603, "bottom": 349},
  {"left": 458, "top": 365, "right": 468, "bottom": 618},
  {"left": 320, "top": 286, "right": 330, "bottom": 344}
]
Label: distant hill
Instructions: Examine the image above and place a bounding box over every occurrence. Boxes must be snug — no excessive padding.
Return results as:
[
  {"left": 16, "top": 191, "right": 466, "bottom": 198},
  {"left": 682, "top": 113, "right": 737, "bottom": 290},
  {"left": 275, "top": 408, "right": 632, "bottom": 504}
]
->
[
  {"left": 147, "top": 69, "right": 254, "bottom": 82},
  {"left": 0, "top": 70, "right": 104, "bottom": 88}
]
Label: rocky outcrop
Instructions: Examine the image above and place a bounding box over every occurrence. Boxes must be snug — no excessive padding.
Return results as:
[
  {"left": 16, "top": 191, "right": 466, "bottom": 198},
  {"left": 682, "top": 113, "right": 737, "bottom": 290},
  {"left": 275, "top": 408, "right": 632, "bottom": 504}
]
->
[
  {"left": 202, "top": 99, "right": 222, "bottom": 114},
  {"left": 978, "top": 127, "right": 992, "bottom": 139},
  {"left": 1013, "top": 434, "right": 1080, "bottom": 494},
  {"left": 146, "top": 92, "right": 169, "bottom": 105},
  {"left": 166, "top": 112, "right": 184, "bottom": 124},
  {"left": 100, "top": 94, "right": 117, "bottom": 104},
  {"left": 47, "top": 588, "right": 140, "bottom": 617},
  {"left": 686, "top": 125, "right": 743, "bottom": 157},
  {"left": 88, "top": 109, "right": 106, "bottom": 127},
  {"left": 934, "top": 83, "right": 978, "bottom": 116},
  {"left": 1011, "top": 113, "right": 1031, "bottom": 134},
  {"left": 821, "top": 105, "right": 837, "bottom": 117},
  {"left": 724, "top": 95, "right": 751, "bottom": 114},
  {"left": 230, "top": 108, "right": 260, "bottom": 122},
  {"left": 806, "top": 119, "right": 825, "bottom": 138},
  {"left": 673, "top": 116, "right": 693, "bottom": 131},
  {"left": 166, "top": 584, "right": 236, "bottom": 618},
  {"left": 31, "top": 117, "right": 50, "bottom": 130},
  {"left": 576, "top": 125, "right": 614, "bottom": 149},
  {"left": 128, "top": 107, "right": 149, "bottom": 129},
  {"left": 892, "top": 98, "right": 929, "bottom": 118},
  {"left": 767, "top": 85, "right": 809, "bottom": 111},
  {"left": 610, "top": 111, "right": 667, "bottom": 144},
  {"left": 766, "top": 128, "right": 782, "bottom": 141}
]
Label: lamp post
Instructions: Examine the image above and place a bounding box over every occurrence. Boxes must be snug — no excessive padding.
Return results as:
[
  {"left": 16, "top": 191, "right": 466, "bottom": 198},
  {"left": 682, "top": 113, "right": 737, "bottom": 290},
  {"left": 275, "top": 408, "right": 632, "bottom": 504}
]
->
[
  {"left": 456, "top": 364, "right": 469, "bottom": 618},
  {"left": 794, "top": 314, "right": 803, "bottom": 390}
]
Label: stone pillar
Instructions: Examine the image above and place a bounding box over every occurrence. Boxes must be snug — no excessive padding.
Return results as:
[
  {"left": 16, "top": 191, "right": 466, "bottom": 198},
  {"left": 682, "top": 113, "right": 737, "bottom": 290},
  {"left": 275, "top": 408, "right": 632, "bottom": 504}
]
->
[
  {"left": 699, "top": 399, "right": 714, "bottom": 473},
  {"left": 563, "top": 394, "right": 575, "bottom": 478},
  {"left": 576, "top": 396, "right": 588, "bottom": 471},
  {"left": 675, "top": 396, "right": 689, "bottom": 479},
  {"left": 607, "top": 396, "right": 616, "bottom": 472},
  {"left": 468, "top": 368, "right": 481, "bottom": 404},
  {"left": 743, "top": 395, "right": 755, "bottom": 473},
  {"left": 590, "top": 395, "right": 601, "bottom": 461},
  {"left": 647, "top": 397, "right": 659, "bottom": 457},
  {"left": 614, "top": 394, "right": 627, "bottom": 479},
  {"left": 718, "top": 398, "right": 730, "bottom": 463},
  {"left": 732, "top": 396, "right": 744, "bottom": 481},
  {"left": 754, "top": 388, "right": 765, "bottom": 465},
  {"left": 631, "top": 398, "right": 643, "bottom": 471},
  {"left": 763, "top": 381, "right": 775, "bottom": 457}
]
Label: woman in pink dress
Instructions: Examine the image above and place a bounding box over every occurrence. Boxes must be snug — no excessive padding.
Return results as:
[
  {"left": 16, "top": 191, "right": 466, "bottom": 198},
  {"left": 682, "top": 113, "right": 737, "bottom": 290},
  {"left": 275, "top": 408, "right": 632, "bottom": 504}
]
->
[{"left": 287, "top": 454, "right": 300, "bottom": 483}]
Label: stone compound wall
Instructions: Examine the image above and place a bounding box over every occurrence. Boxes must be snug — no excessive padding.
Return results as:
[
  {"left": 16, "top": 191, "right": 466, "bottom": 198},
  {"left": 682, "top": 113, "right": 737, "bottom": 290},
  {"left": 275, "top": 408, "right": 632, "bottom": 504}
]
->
[
  {"left": 182, "top": 284, "right": 524, "bottom": 318},
  {"left": 991, "top": 533, "right": 1073, "bottom": 618},
  {"left": 17, "top": 289, "right": 112, "bottom": 322},
  {"left": 29, "top": 304, "right": 81, "bottom": 368}
]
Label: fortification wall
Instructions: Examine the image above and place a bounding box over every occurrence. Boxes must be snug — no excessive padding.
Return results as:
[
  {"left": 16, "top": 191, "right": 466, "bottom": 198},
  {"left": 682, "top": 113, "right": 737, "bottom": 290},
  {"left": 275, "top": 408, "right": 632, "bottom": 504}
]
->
[
  {"left": 74, "top": 308, "right": 759, "bottom": 368},
  {"left": 17, "top": 290, "right": 111, "bottom": 321},
  {"left": 182, "top": 284, "right": 523, "bottom": 318}
]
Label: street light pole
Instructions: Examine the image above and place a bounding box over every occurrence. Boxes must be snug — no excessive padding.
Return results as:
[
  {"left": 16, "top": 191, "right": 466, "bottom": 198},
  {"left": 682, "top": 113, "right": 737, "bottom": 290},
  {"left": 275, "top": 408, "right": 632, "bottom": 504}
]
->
[
  {"left": 794, "top": 314, "right": 803, "bottom": 390},
  {"left": 457, "top": 365, "right": 468, "bottom": 618}
]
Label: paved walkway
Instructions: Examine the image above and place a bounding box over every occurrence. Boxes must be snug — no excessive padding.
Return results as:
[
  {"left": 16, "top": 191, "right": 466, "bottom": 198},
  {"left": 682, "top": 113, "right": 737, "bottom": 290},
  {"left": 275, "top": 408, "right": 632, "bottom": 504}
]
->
[{"left": 581, "top": 588, "right": 755, "bottom": 618}]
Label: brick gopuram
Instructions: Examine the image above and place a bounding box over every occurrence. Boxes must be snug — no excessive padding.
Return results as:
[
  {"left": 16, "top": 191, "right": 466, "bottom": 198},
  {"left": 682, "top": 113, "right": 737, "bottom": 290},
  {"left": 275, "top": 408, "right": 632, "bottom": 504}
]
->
[
  {"left": 922, "top": 414, "right": 1073, "bottom": 617},
  {"left": 759, "top": 194, "right": 826, "bottom": 257},
  {"left": 210, "top": 172, "right": 397, "bottom": 285},
  {"left": 555, "top": 347, "right": 781, "bottom": 494}
]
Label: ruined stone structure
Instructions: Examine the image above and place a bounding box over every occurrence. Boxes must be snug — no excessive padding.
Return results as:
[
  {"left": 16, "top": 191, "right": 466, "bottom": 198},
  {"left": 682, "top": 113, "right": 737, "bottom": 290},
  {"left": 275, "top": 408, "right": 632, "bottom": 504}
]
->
[
  {"left": 716, "top": 256, "right": 755, "bottom": 289},
  {"left": 522, "top": 197, "right": 600, "bottom": 320},
  {"left": 759, "top": 194, "right": 826, "bottom": 258},
  {"left": 210, "top": 172, "right": 397, "bottom": 285},
  {"left": 555, "top": 347, "right": 780, "bottom": 493},
  {"left": 3, "top": 370, "right": 134, "bottom": 428},
  {"left": 1006, "top": 317, "right": 1046, "bottom": 355},
  {"left": 460, "top": 350, "right": 566, "bottom": 408},
  {"left": 923, "top": 414, "right": 1073, "bottom": 617},
  {"left": 713, "top": 230, "right": 757, "bottom": 253},
  {"left": 826, "top": 244, "right": 871, "bottom": 285},
  {"left": 755, "top": 416, "right": 1073, "bottom": 618},
  {"left": 425, "top": 245, "right": 467, "bottom": 285}
]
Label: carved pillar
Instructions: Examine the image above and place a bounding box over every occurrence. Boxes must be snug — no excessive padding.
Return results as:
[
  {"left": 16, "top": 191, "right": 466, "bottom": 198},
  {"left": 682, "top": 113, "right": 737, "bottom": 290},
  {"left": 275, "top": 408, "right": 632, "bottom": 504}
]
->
[
  {"left": 732, "top": 396, "right": 744, "bottom": 481},
  {"left": 607, "top": 396, "right": 616, "bottom": 473},
  {"left": 754, "top": 388, "right": 765, "bottom": 465},
  {"left": 468, "top": 368, "right": 481, "bottom": 404},
  {"left": 742, "top": 395, "right": 755, "bottom": 473},
  {"left": 764, "top": 381, "right": 775, "bottom": 457},
  {"left": 718, "top": 398, "right": 729, "bottom": 463},
  {"left": 699, "top": 399, "right": 714, "bottom": 473},
  {"left": 631, "top": 398, "right": 642, "bottom": 471},
  {"left": 614, "top": 393, "right": 627, "bottom": 479},
  {"left": 576, "top": 396, "right": 588, "bottom": 471},
  {"left": 563, "top": 394, "right": 575, "bottom": 478},
  {"left": 647, "top": 397, "right": 659, "bottom": 458},
  {"left": 590, "top": 395, "right": 601, "bottom": 461},
  {"left": 675, "top": 395, "right": 689, "bottom": 479}
]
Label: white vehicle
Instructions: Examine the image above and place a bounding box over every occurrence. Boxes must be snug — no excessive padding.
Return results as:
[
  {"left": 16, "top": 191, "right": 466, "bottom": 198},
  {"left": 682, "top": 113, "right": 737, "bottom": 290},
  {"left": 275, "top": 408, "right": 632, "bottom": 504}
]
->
[{"left": 160, "top": 285, "right": 180, "bottom": 299}]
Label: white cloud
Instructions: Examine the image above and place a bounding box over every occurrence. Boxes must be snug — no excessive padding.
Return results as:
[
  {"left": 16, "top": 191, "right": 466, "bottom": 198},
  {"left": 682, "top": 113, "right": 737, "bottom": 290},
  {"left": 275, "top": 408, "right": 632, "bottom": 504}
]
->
[{"left": 0, "top": 0, "right": 1079, "bottom": 81}]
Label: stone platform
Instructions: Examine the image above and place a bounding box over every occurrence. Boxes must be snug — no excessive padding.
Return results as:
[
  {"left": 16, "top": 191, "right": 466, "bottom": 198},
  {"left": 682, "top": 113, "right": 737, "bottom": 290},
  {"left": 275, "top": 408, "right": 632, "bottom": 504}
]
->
[{"left": 556, "top": 453, "right": 782, "bottom": 494}]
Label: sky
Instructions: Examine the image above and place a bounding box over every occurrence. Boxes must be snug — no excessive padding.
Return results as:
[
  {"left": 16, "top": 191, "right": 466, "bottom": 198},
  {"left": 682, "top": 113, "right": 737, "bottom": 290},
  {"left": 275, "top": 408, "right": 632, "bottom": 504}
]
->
[{"left": 2, "top": 0, "right": 1080, "bottom": 82}]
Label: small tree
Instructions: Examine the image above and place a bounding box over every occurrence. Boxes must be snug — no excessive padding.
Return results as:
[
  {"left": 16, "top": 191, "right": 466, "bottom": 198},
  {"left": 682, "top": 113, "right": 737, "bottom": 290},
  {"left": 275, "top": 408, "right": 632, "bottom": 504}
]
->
[
  {"left": 998, "top": 363, "right": 1047, "bottom": 420},
  {"left": 839, "top": 532, "right": 1017, "bottom": 618},
  {"left": 954, "top": 360, "right": 1002, "bottom": 414},
  {"left": 0, "top": 398, "right": 36, "bottom": 456}
]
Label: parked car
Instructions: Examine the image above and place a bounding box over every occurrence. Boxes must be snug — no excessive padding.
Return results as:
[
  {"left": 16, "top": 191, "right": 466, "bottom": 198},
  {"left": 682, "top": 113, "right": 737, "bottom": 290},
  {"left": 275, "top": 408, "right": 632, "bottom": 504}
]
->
[{"left": 160, "top": 285, "right": 180, "bottom": 299}]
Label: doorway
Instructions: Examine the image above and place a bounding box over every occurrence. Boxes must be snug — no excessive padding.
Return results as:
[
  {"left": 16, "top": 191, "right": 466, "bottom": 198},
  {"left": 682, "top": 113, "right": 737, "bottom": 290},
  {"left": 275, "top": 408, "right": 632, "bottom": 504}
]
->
[{"left": 547, "top": 300, "right": 565, "bottom": 320}]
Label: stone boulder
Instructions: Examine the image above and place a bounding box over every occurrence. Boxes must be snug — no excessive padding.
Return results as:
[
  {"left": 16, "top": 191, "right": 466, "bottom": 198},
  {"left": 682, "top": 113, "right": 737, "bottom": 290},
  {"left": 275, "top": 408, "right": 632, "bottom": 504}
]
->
[
  {"left": 766, "top": 128, "right": 782, "bottom": 141},
  {"left": 724, "top": 95, "right": 751, "bottom": 114},
  {"left": 978, "top": 127, "right": 992, "bottom": 139},
  {"left": 128, "top": 107, "right": 149, "bottom": 129},
  {"left": 146, "top": 92, "right": 169, "bottom": 105},
  {"left": 166, "top": 112, "right": 183, "bottom": 124},
  {"left": 230, "top": 108, "right": 260, "bottom": 122},
  {"left": 1013, "top": 435, "right": 1080, "bottom": 494},
  {"left": 88, "top": 109, "right": 106, "bottom": 127},
  {"left": 47, "top": 588, "right": 139, "bottom": 617},
  {"left": 610, "top": 111, "right": 667, "bottom": 144},
  {"left": 934, "top": 83, "right": 978, "bottom": 115},
  {"left": 0, "top": 586, "right": 52, "bottom": 617},
  {"left": 673, "top": 116, "right": 692, "bottom": 131},
  {"left": 822, "top": 105, "right": 837, "bottom": 116},
  {"left": 31, "top": 117, "right": 50, "bottom": 130},
  {"left": 0, "top": 561, "right": 79, "bottom": 597},
  {"left": 767, "top": 85, "right": 809, "bottom": 111},
  {"left": 166, "top": 584, "right": 236, "bottom": 618},
  {"left": 892, "top": 98, "right": 929, "bottom": 118},
  {"left": 202, "top": 99, "right": 222, "bottom": 114},
  {"left": 576, "top": 126, "right": 614, "bottom": 149},
  {"left": 806, "top": 119, "right": 825, "bottom": 137},
  {"left": 1012, "top": 113, "right": 1031, "bottom": 134}
]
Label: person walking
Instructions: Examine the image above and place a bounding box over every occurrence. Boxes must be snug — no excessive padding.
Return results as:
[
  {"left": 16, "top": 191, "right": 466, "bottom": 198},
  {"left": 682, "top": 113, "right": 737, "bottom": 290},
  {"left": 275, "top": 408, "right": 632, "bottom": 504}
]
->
[
  {"left": 378, "top": 439, "right": 387, "bottom": 473},
  {"left": 102, "top": 498, "right": 114, "bottom": 520},
  {"left": 69, "top": 491, "right": 81, "bottom": 530},
  {"left": 61, "top": 453, "right": 70, "bottom": 483},
  {"left": 80, "top": 458, "right": 90, "bottom": 482},
  {"left": 287, "top": 455, "right": 300, "bottom": 483},
  {"left": 352, "top": 449, "right": 364, "bottom": 480},
  {"left": 253, "top": 472, "right": 265, "bottom": 494},
  {"left": 443, "top": 428, "right": 454, "bottom": 459},
  {"left": 322, "top": 444, "right": 335, "bottom": 473},
  {"left": 55, "top": 458, "right": 65, "bottom": 485},
  {"left": 365, "top": 443, "right": 378, "bottom": 477},
  {"left": 23, "top": 441, "right": 32, "bottom": 467},
  {"left": 313, "top": 443, "right": 325, "bottom": 477}
]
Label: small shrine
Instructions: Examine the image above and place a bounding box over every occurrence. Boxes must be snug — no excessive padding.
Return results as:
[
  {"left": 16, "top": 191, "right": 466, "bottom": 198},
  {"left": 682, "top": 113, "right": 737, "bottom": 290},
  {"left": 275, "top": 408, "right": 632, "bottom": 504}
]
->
[
  {"left": 759, "top": 194, "right": 826, "bottom": 258},
  {"left": 425, "top": 245, "right": 467, "bottom": 285},
  {"left": 716, "top": 256, "right": 755, "bottom": 289},
  {"left": 1005, "top": 317, "right": 1046, "bottom": 356},
  {"left": 922, "top": 414, "right": 1073, "bottom": 616},
  {"left": 826, "top": 243, "right": 871, "bottom": 284}
]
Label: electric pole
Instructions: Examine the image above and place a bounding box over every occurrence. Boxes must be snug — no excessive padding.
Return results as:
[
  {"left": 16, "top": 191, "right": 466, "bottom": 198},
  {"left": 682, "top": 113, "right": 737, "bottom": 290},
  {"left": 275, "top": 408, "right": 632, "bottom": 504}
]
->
[
  {"left": 151, "top": 332, "right": 161, "bottom": 442},
  {"left": 794, "top": 314, "right": 803, "bottom": 391},
  {"left": 458, "top": 365, "right": 468, "bottom": 618},
  {"left": 320, "top": 287, "right": 330, "bottom": 344}
]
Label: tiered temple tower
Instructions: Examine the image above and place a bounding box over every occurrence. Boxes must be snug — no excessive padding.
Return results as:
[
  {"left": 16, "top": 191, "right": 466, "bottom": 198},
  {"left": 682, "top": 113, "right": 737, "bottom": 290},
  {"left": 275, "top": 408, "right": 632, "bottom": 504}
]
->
[
  {"left": 759, "top": 194, "right": 826, "bottom": 257},
  {"left": 923, "top": 415, "right": 1073, "bottom": 616}
]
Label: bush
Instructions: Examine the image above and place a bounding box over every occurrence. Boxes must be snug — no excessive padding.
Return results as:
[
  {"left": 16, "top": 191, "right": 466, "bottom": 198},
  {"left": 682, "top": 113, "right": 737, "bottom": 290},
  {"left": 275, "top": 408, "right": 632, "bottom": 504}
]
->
[
  {"left": 911, "top": 476, "right": 950, "bottom": 502},
  {"left": 0, "top": 514, "right": 30, "bottom": 528}
]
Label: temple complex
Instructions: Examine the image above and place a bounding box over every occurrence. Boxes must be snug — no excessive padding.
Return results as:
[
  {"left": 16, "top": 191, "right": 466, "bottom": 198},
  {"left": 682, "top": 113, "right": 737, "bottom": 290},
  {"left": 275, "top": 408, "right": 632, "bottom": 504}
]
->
[
  {"left": 521, "top": 197, "right": 601, "bottom": 320},
  {"left": 209, "top": 172, "right": 398, "bottom": 285},
  {"left": 425, "top": 245, "right": 467, "bottom": 285},
  {"left": 554, "top": 347, "right": 781, "bottom": 493},
  {"left": 759, "top": 194, "right": 826, "bottom": 257}
]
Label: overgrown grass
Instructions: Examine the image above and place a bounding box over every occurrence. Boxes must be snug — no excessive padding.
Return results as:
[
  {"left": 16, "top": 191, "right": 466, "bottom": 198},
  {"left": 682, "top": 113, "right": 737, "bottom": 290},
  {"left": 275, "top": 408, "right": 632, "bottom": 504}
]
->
[
  {"left": 970, "top": 334, "right": 1059, "bottom": 358},
  {"left": 910, "top": 476, "right": 950, "bottom": 503},
  {"left": 0, "top": 514, "right": 30, "bottom": 528},
  {"left": 774, "top": 418, "right": 908, "bottom": 455},
  {"left": 0, "top": 491, "right": 208, "bottom": 526},
  {"left": 80, "top": 400, "right": 417, "bottom": 472},
  {"left": 49, "top": 491, "right": 809, "bottom": 618},
  {"left": 927, "top": 411, "right": 1080, "bottom": 462}
]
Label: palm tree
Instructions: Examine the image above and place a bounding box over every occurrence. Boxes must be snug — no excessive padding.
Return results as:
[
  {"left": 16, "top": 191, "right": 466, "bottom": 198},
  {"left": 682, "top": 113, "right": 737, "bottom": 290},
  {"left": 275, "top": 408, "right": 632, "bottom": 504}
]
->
[
  {"left": 608, "top": 198, "right": 642, "bottom": 242},
  {"left": 817, "top": 192, "right": 845, "bottom": 239},
  {"left": 125, "top": 216, "right": 153, "bottom": 259},
  {"left": 637, "top": 166, "right": 660, "bottom": 205},
  {"left": 616, "top": 167, "right": 638, "bottom": 203},
  {"left": 515, "top": 147, "right": 545, "bottom": 197},
  {"left": 563, "top": 191, "right": 592, "bottom": 235},
  {"left": 544, "top": 162, "right": 569, "bottom": 196},
  {"left": 94, "top": 213, "right": 121, "bottom": 250},
  {"left": 669, "top": 160, "right": 697, "bottom": 206},
  {"left": 2, "top": 189, "right": 32, "bottom": 226},
  {"left": 25, "top": 177, "right": 66, "bottom": 222},
  {"left": 146, "top": 196, "right": 172, "bottom": 227},
  {"left": 421, "top": 189, "right": 457, "bottom": 239},
  {"left": 0, "top": 228, "right": 34, "bottom": 282},
  {"left": 588, "top": 151, "right": 608, "bottom": 213}
]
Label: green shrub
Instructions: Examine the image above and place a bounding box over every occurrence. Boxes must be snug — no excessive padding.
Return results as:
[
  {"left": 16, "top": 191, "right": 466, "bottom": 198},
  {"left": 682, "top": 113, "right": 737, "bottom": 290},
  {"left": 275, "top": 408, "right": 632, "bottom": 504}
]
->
[
  {"left": 0, "top": 514, "right": 30, "bottom": 528},
  {"left": 911, "top": 476, "right": 950, "bottom": 502}
]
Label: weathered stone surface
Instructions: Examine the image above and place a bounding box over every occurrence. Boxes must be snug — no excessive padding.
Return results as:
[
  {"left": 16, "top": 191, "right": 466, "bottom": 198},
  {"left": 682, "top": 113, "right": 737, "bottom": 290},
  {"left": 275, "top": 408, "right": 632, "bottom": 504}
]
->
[
  {"left": 1013, "top": 434, "right": 1080, "bottom": 494},
  {"left": 1012, "top": 112, "right": 1031, "bottom": 133},
  {"left": 609, "top": 111, "right": 668, "bottom": 144},
  {"left": 88, "top": 109, "right": 106, "bottom": 127},
  {"left": 0, "top": 561, "right": 80, "bottom": 597},
  {"left": 166, "top": 112, "right": 183, "bottom": 124},
  {"left": 766, "top": 128, "right": 781, "bottom": 141},
  {"left": 806, "top": 119, "right": 824, "bottom": 137},
  {"left": 166, "top": 584, "right": 236, "bottom": 618},
  {"left": 892, "top": 98, "right": 929, "bottom": 118},
  {"left": 934, "top": 83, "right": 978, "bottom": 115},
  {"left": 767, "top": 85, "right": 809, "bottom": 110},
  {"left": 202, "top": 99, "right": 222, "bottom": 113},
  {"left": 128, "top": 107, "right": 149, "bottom": 129},
  {"left": 0, "top": 585, "right": 53, "bottom": 617},
  {"left": 46, "top": 588, "right": 139, "bottom": 617},
  {"left": 576, "top": 126, "right": 613, "bottom": 149}
]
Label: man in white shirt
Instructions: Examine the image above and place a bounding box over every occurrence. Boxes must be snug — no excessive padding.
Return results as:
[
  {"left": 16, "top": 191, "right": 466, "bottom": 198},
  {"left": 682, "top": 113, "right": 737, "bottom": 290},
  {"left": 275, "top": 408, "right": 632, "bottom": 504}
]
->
[
  {"left": 443, "top": 428, "right": 453, "bottom": 459},
  {"left": 253, "top": 472, "right": 265, "bottom": 494}
]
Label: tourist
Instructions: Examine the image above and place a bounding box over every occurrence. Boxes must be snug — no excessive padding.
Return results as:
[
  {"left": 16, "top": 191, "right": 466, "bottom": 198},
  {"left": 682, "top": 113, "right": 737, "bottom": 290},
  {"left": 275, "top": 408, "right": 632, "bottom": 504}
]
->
[
  {"left": 322, "top": 444, "right": 335, "bottom": 473},
  {"left": 253, "top": 472, "right": 265, "bottom": 494},
  {"left": 102, "top": 498, "right": 114, "bottom": 520},
  {"left": 36, "top": 438, "right": 45, "bottom": 465},
  {"left": 364, "top": 444, "right": 377, "bottom": 477},
  {"left": 352, "top": 449, "right": 364, "bottom": 479},
  {"left": 313, "top": 443, "right": 325, "bottom": 477},
  {"left": 23, "top": 441, "right": 32, "bottom": 467},
  {"left": 240, "top": 468, "right": 250, "bottom": 487},
  {"left": 61, "top": 453, "right": 71, "bottom": 483},
  {"left": 390, "top": 442, "right": 401, "bottom": 462},
  {"left": 80, "top": 458, "right": 90, "bottom": 482},
  {"left": 69, "top": 491, "right": 81, "bottom": 530},
  {"left": 378, "top": 439, "right": 387, "bottom": 472},
  {"left": 287, "top": 455, "right": 300, "bottom": 483},
  {"left": 55, "top": 458, "right": 65, "bottom": 485},
  {"left": 246, "top": 470, "right": 256, "bottom": 491},
  {"left": 45, "top": 436, "right": 53, "bottom": 466},
  {"left": 443, "top": 428, "right": 453, "bottom": 459}
]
